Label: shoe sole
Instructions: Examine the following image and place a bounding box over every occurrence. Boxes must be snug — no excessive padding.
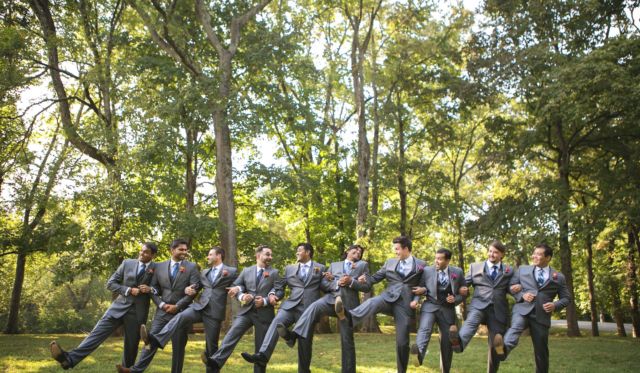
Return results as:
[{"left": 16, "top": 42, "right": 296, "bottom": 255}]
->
[
  {"left": 494, "top": 334, "right": 504, "bottom": 356},
  {"left": 450, "top": 325, "right": 461, "bottom": 353},
  {"left": 410, "top": 344, "right": 422, "bottom": 367},
  {"left": 140, "top": 324, "right": 149, "bottom": 346},
  {"left": 335, "top": 297, "right": 346, "bottom": 320}
]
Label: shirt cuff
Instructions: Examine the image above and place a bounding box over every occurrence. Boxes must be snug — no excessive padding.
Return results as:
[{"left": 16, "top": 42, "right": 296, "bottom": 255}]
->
[{"left": 125, "top": 287, "right": 131, "bottom": 296}]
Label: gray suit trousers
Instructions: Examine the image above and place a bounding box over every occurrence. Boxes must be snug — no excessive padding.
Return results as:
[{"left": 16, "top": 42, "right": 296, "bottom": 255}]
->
[
  {"left": 67, "top": 306, "right": 140, "bottom": 368},
  {"left": 293, "top": 297, "right": 356, "bottom": 373},
  {"left": 130, "top": 311, "right": 190, "bottom": 373},
  {"left": 458, "top": 305, "right": 505, "bottom": 373},
  {"left": 259, "top": 306, "right": 313, "bottom": 373},
  {"left": 351, "top": 296, "right": 413, "bottom": 373},
  {"left": 211, "top": 311, "right": 269, "bottom": 373},
  {"left": 415, "top": 309, "right": 454, "bottom": 373},
  {"left": 504, "top": 311, "right": 550, "bottom": 373}
]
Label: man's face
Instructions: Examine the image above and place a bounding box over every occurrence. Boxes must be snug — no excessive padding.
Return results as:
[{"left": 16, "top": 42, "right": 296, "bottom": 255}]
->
[
  {"left": 394, "top": 243, "right": 410, "bottom": 260},
  {"left": 138, "top": 245, "right": 155, "bottom": 263},
  {"left": 487, "top": 245, "right": 504, "bottom": 264},
  {"left": 207, "top": 249, "right": 222, "bottom": 266},
  {"left": 346, "top": 248, "right": 359, "bottom": 262},
  {"left": 531, "top": 248, "right": 550, "bottom": 267},
  {"left": 434, "top": 253, "right": 450, "bottom": 270},
  {"left": 171, "top": 244, "right": 189, "bottom": 262},
  {"left": 257, "top": 248, "right": 273, "bottom": 267},
  {"left": 296, "top": 246, "right": 311, "bottom": 263}
]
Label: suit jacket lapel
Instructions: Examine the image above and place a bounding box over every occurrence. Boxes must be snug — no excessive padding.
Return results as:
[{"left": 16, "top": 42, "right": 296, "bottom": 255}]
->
[{"left": 304, "top": 261, "right": 314, "bottom": 286}]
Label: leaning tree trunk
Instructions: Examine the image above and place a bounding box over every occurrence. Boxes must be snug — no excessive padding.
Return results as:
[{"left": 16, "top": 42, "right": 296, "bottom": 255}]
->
[
  {"left": 396, "top": 100, "right": 407, "bottom": 237},
  {"left": 585, "top": 230, "right": 599, "bottom": 336},
  {"left": 608, "top": 239, "right": 627, "bottom": 336},
  {"left": 5, "top": 252, "right": 27, "bottom": 334},
  {"left": 626, "top": 230, "right": 640, "bottom": 338}
]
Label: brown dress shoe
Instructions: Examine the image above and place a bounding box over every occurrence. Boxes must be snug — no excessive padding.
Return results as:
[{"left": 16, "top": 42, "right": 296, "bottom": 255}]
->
[
  {"left": 335, "top": 296, "right": 346, "bottom": 320},
  {"left": 449, "top": 325, "right": 462, "bottom": 353},
  {"left": 50, "top": 341, "right": 71, "bottom": 369},
  {"left": 493, "top": 333, "right": 505, "bottom": 357},
  {"left": 140, "top": 324, "right": 149, "bottom": 346},
  {"left": 116, "top": 363, "right": 131, "bottom": 373}
]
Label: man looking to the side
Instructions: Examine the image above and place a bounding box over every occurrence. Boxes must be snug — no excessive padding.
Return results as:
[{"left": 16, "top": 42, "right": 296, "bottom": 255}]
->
[
  {"left": 202, "top": 245, "right": 283, "bottom": 373},
  {"left": 50, "top": 243, "right": 157, "bottom": 370},
  {"left": 409, "top": 248, "right": 466, "bottom": 372},
  {"left": 493, "top": 243, "right": 571, "bottom": 373}
]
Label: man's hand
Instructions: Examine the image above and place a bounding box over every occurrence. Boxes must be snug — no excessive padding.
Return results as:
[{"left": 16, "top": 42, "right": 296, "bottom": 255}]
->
[
  {"left": 138, "top": 284, "right": 151, "bottom": 294},
  {"left": 130, "top": 287, "right": 140, "bottom": 296},
  {"left": 357, "top": 274, "right": 367, "bottom": 284},
  {"left": 459, "top": 287, "right": 469, "bottom": 296},
  {"left": 412, "top": 286, "right": 427, "bottom": 295},
  {"left": 446, "top": 294, "right": 455, "bottom": 304},
  {"left": 323, "top": 272, "right": 335, "bottom": 281},
  {"left": 410, "top": 300, "right": 419, "bottom": 310},
  {"left": 227, "top": 286, "right": 240, "bottom": 298},
  {"left": 185, "top": 285, "right": 197, "bottom": 296},
  {"left": 511, "top": 284, "right": 523, "bottom": 294},
  {"left": 254, "top": 296, "right": 265, "bottom": 308},
  {"left": 543, "top": 302, "right": 556, "bottom": 313},
  {"left": 241, "top": 294, "right": 254, "bottom": 303},
  {"left": 163, "top": 304, "right": 178, "bottom": 314},
  {"left": 268, "top": 294, "right": 278, "bottom": 306},
  {"left": 523, "top": 293, "right": 536, "bottom": 303},
  {"left": 338, "top": 275, "right": 352, "bottom": 287}
]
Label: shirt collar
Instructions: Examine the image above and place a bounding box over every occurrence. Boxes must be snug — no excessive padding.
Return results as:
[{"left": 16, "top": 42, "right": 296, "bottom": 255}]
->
[
  {"left": 170, "top": 260, "right": 182, "bottom": 267},
  {"left": 486, "top": 260, "right": 501, "bottom": 270}
]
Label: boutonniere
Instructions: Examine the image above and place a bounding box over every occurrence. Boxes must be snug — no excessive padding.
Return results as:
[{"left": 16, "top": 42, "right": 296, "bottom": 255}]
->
[
  {"left": 552, "top": 272, "right": 558, "bottom": 281},
  {"left": 451, "top": 273, "right": 458, "bottom": 280},
  {"left": 263, "top": 271, "right": 270, "bottom": 278},
  {"left": 314, "top": 267, "right": 320, "bottom": 274},
  {"left": 504, "top": 267, "right": 510, "bottom": 274},
  {"left": 222, "top": 269, "right": 229, "bottom": 277},
  {"left": 179, "top": 266, "right": 186, "bottom": 273},
  {"left": 147, "top": 268, "right": 154, "bottom": 274},
  {"left": 417, "top": 264, "right": 425, "bottom": 272}
]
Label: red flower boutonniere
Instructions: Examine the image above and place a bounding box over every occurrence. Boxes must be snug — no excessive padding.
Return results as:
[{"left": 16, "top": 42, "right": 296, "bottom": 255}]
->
[
  {"left": 505, "top": 267, "right": 510, "bottom": 274},
  {"left": 552, "top": 272, "right": 558, "bottom": 281},
  {"left": 147, "top": 268, "right": 154, "bottom": 274},
  {"left": 451, "top": 273, "right": 458, "bottom": 280},
  {"left": 417, "top": 264, "right": 425, "bottom": 272},
  {"left": 222, "top": 269, "right": 229, "bottom": 277},
  {"left": 263, "top": 271, "right": 270, "bottom": 278},
  {"left": 314, "top": 267, "right": 320, "bottom": 274},
  {"left": 179, "top": 266, "right": 186, "bottom": 273}
]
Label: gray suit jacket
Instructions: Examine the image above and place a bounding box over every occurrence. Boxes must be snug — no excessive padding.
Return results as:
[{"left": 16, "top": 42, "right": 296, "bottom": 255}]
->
[
  {"left": 278, "top": 261, "right": 331, "bottom": 311},
  {"left": 151, "top": 260, "right": 200, "bottom": 315},
  {"left": 233, "top": 265, "right": 284, "bottom": 320},
  {"left": 324, "top": 260, "right": 371, "bottom": 310},
  {"left": 415, "top": 265, "right": 466, "bottom": 312},
  {"left": 509, "top": 265, "right": 571, "bottom": 327},
  {"left": 369, "top": 257, "right": 427, "bottom": 304},
  {"left": 106, "top": 259, "right": 156, "bottom": 319},
  {"left": 190, "top": 265, "right": 238, "bottom": 320},
  {"left": 465, "top": 261, "right": 514, "bottom": 324}
]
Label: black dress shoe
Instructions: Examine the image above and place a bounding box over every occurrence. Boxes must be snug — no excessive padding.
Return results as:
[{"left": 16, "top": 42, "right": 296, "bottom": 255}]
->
[
  {"left": 276, "top": 323, "right": 296, "bottom": 348},
  {"left": 410, "top": 343, "right": 424, "bottom": 366},
  {"left": 241, "top": 352, "right": 268, "bottom": 367},
  {"left": 201, "top": 351, "right": 221, "bottom": 371},
  {"left": 50, "top": 341, "right": 71, "bottom": 370}
]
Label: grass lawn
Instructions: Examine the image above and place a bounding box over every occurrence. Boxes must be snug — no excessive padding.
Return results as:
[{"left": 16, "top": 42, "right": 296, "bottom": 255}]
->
[{"left": 1, "top": 327, "right": 638, "bottom": 372}]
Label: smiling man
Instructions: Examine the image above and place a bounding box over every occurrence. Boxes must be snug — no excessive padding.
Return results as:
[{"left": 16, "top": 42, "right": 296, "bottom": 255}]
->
[
  {"left": 493, "top": 243, "right": 571, "bottom": 373},
  {"left": 50, "top": 243, "right": 157, "bottom": 370}
]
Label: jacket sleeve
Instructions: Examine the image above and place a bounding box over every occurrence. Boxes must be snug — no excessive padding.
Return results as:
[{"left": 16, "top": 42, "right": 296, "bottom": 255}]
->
[
  {"left": 175, "top": 266, "right": 200, "bottom": 311},
  {"left": 412, "top": 269, "right": 427, "bottom": 303},
  {"left": 232, "top": 268, "right": 247, "bottom": 290},
  {"left": 454, "top": 270, "right": 467, "bottom": 306},
  {"left": 553, "top": 273, "right": 572, "bottom": 311},
  {"left": 369, "top": 263, "right": 387, "bottom": 286},
  {"left": 350, "top": 262, "right": 372, "bottom": 293},
  {"left": 319, "top": 265, "right": 334, "bottom": 292},
  {"left": 106, "top": 261, "right": 128, "bottom": 296},
  {"left": 150, "top": 269, "right": 163, "bottom": 307},
  {"left": 270, "top": 270, "right": 287, "bottom": 300},
  {"left": 509, "top": 268, "right": 524, "bottom": 303}
]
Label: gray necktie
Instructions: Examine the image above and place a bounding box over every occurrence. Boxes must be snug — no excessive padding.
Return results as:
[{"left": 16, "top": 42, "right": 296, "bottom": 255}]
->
[
  {"left": 300, "top": 265, "right": 308, "bottom": 281},
  {"left": 399, "top": 260, "right": 407, "bottom": 277},
  {"left": 171, "top": 262, "right": 180, "bottom": 280},
  {"left": 345, "top": 261, "right": 353, "bottom": 274},
  {"left": 257, "top": 268, "right": 264, "bottom": 285},
  {"left": 209, "top": 267, "right": 217, "bottom": 283}
]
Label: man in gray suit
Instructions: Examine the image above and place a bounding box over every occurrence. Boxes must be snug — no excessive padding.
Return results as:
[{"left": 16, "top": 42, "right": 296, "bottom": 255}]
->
[
  {"left": 280, "top": 244, "right": 370, "bottom": 373},
  {"left": 493, "top": 243, "right": 571, "bottom": 373},
  {"left": 116, "top": 238, "right": 200, "bottom": 373},
  {"left": 348, "top": 236, "right": 426, "bottom": 373},
  {"left": 202, "top": 245, "right": 283, "bottom": 373},
  {"left": 449, "top": 240, "right": 514, "bottom": 373},
  {"left": 241, "top": 243, "right": 331, "bottom": 373},
  {"left": 409, "top": 248, "right": 466, "bottom": 373},
  {"left": 50, "top": 243, "right": 158, "bottom": 370}
]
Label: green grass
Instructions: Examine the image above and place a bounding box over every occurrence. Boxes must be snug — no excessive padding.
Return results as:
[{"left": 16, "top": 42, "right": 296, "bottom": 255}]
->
[{"left": 1, "top": 328, "right": 638, "bottom": 372}]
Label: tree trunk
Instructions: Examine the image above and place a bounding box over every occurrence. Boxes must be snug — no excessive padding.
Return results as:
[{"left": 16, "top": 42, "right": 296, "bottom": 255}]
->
[
  {"left": 396, "top": 101, "right": 407, "bottom": 237},
  {"left": 627, "top": 230, "right": 640, "bottom": 338},
  {"left": 357, "top": 289, "right": 381, "bottom": 333},
  {"left": 4, "top": 252, "right": 26, "bottom": 334},
  {"left": 352, "top": 31, "right": 370, "bottom": 239},
  {"left": 585, "top": 231, "right": 599, "bottom": 336},
  {"left": 555, "top": 136, "right": 581, "bottom": 336},
  {"left": 608, "top": 239, "right": 627, "bottom": 337},
  {"left": 214, "top": 56, "right": 238, "bottom": 267}
]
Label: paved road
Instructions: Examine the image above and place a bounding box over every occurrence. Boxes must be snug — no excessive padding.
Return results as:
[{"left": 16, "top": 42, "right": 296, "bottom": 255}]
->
[{"left": 550, "top": 319, "right": 633, "bottom": 332}]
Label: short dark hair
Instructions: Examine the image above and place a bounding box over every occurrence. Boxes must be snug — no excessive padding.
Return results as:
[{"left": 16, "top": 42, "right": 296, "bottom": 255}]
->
[
  {"left": 489, "top": 240, "right": 506, "bottom": 253},
  {"left": 393, "top": 236, "right": 412, "bottom": 251},
  {"left": 143, "top": 242, "right": 158, "bottom": 255},
  {"left": 534, "top": 243, "right": 553, "bottom": 258},
  {"left": 256, "top": 244, "right": 271, "bottom": 254},
  {"left": 436, "top": 248, "right": 452, "bottom": 260},
  {"left": 342, "top": 244, "right": 365, "bottom": 260},
  {"left": 170, "top": 238, "right": 189, "bottom": 250},
  {"left": 297, "top": 242, "right": 314, "bottom": 258},
  {"left": 211, "top": 246, "right": 225, "bottom": 261}
]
